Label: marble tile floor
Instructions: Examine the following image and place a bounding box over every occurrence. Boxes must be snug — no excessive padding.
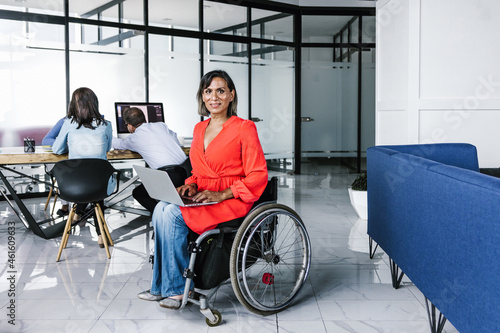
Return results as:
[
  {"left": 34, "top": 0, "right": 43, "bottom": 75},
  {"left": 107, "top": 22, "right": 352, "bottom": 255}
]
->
[{"left": 0, "top": 167, "right": 459, "bottom": 333}]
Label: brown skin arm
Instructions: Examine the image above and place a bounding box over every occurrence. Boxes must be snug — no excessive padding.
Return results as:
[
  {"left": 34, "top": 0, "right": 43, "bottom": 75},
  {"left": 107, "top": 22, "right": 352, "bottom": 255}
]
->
[{"left": 177, "top": 184, "right": 234, "bottom": 203}]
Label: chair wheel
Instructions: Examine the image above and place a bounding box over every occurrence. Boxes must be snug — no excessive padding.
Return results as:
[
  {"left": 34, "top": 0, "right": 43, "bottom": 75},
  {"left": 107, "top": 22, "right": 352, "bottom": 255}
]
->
[{"left": 205, "top": 310, "right": 222, "bottom": 327}]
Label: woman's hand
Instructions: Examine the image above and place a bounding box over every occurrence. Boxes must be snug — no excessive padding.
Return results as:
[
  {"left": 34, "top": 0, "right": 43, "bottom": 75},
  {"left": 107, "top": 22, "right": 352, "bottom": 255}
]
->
[
  {"left": 192, "top": 188, "right": 234, "bottom": 203},
  {"left": 177, "top": 183, "right": 198, "bottom": 197}
]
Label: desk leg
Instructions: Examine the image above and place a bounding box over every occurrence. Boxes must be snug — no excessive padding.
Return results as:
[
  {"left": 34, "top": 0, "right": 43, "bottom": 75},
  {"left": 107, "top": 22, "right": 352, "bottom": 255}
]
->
[
  {"left": 0, "top": 170, "right": 65, "bottom": 239},
  {"left": 105, "top": 175, "right": 139, "bottom": 206},
  {"left": 0, "top": 187, "right": 30, "bottom": 229},
  {"left": 104, "top": 175, "right": 150, "bottom": 216}
]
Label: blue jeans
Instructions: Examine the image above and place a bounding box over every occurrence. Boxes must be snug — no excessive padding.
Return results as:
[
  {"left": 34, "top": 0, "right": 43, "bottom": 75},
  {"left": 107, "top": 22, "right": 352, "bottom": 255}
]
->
[{"left": 150, "top": 202, "right": 192, "bottom": 297}]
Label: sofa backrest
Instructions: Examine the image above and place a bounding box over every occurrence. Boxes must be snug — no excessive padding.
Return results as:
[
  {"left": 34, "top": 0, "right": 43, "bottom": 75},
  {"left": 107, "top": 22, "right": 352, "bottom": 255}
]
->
[{"left": 377, "top": 143, "right": 480, "bottom": 171}]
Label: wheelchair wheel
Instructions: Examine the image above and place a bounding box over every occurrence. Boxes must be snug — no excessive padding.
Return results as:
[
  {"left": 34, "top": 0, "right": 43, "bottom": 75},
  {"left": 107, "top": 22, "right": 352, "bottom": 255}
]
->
[
  {"left": 229, "top": 203, "right": 311, "bottom": 315},
  {"left": 205, "top": 310, "right": 222, "bottom": 327}
]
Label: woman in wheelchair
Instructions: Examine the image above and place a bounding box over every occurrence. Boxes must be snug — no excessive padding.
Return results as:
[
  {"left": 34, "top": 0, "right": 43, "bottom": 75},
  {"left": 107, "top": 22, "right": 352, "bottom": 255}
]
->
[{"left": 138, "top": 70, "right": 268, "bottom": 309}]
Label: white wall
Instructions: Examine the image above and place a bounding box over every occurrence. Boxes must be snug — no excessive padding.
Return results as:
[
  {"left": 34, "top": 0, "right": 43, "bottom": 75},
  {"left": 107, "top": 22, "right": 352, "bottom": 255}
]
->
[{"left": 376, "top": 0, "right": 500, "bottom": 167}]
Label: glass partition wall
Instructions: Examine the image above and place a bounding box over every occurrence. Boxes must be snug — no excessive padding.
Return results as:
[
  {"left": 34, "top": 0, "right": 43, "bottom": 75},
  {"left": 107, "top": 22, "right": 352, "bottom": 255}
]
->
[
  {"left": 0, "top": 1, "right": 375, "bottom": 174},
  {"left": 301, "top": 13, "right": 375, "bottom": 173}
]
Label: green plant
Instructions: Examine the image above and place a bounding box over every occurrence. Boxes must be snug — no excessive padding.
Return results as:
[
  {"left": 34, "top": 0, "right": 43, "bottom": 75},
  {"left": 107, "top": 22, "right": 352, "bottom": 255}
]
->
[{"left": 351, "top": 173, "right": 367, "bottom": 191}]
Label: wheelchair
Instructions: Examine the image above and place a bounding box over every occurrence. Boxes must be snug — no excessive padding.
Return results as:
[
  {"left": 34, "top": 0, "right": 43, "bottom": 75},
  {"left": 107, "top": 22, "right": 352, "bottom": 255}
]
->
[{"left": 158, "top": 177, "right": 312, "bottom": 326}]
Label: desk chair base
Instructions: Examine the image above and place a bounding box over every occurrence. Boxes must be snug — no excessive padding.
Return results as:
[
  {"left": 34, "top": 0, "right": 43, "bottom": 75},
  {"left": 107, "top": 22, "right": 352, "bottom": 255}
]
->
[{"left": 56, "top": 203, "right": 113, "bottom": 262}]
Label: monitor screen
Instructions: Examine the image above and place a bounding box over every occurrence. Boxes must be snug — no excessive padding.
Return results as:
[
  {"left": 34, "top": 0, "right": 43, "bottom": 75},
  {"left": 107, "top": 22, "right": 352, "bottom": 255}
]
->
[{"left": 114, "top": 102, "right": 165, "bottom": 134}]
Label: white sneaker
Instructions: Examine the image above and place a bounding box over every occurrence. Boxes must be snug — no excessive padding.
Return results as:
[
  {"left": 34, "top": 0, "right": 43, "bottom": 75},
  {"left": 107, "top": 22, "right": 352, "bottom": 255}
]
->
[{"left": 137, "top": 290, "right": 165, "bottom": 301}]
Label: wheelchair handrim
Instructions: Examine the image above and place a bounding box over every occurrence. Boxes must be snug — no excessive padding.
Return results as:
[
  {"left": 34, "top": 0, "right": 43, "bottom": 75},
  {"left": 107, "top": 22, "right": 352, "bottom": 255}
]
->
[{"left": 236, "top": 207, "right": 311, "bottom": 312}]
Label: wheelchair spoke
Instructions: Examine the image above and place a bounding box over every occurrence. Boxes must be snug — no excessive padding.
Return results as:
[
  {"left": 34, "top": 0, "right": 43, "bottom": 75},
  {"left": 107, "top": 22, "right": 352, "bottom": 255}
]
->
[{"left": 230, "top": 203, "right": 311, "bottom": 315}]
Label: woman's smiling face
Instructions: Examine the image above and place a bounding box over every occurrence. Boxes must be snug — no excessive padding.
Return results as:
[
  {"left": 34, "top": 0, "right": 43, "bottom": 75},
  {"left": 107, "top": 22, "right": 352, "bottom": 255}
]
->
[{"left": 202, "top": 77, "right": 235, "bottom": 117}]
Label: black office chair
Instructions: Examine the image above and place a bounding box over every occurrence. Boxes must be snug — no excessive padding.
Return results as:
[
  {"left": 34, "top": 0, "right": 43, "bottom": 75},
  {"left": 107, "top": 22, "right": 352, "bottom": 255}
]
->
[{"left": 51, "top": 158, "right": 121, "bottom": 261}]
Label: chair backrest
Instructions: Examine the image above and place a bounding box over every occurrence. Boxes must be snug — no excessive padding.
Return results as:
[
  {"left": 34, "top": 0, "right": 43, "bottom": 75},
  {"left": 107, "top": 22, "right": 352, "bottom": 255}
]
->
[
  {"left": 180, "top": 157, "right": 193, "bottom": 176},
  {"left": 51, "top": 158, "right": 118, "bottom": 203}
]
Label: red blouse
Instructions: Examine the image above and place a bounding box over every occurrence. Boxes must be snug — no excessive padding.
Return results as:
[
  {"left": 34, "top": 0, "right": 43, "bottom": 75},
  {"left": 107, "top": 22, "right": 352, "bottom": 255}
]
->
[{"left": 181, "top": 116, "right": 268, "bottom": 234}]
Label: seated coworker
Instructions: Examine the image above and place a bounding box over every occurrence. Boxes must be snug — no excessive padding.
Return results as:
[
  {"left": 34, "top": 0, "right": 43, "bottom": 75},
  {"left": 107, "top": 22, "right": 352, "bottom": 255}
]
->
[
  {"left": 52, "top": 87, "right": 113, "bottom": 248},
  {"left": 137, "top": 70, "right": 268, "bottom": 309},
  {"left": 112, "top": 107, "right": 188, "bottom": 213},
  {"left": 42, "top": 117, "right": 65, "bottom": 146}
]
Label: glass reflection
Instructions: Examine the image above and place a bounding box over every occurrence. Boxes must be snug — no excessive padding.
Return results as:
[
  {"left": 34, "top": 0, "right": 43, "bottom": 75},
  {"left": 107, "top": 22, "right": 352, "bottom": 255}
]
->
[
  {"left": 0, "top": 0, "right": 64, "bottom": 15},
  {"left": 69, "top": 0, "right": 143, "bottom": 25},
  {"left": 252, "top": 43, "right": 294, "bottom": 171},
  {"left": 0, "top": 20, "right": 66, "bottom": 145},
  {"left": 204, "top": 1, "right": 247, "bottom": 36},
  {"left": 149, "top": 0, "right": 198, "bottom": 30},
  {"left": 302, "top": 15, "right": 353, "bottom": 43},
  {"left": 149, "top": 34, "right": 200, "bottom": 139},
  {"left": 252, "top": 8, "right": 293, "bottom": 42},
  {"left": 69, "top": 23, "right": 145, "bottom": 126},
  {"left": 204, "top": 40, "right": 248, "bottom": 119}
]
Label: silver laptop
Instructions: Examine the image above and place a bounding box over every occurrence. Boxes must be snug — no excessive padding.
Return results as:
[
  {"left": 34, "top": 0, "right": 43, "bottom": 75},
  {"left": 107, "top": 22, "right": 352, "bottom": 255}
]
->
[{"left": 133, "top": 165, "right": 218, "bottom": 207}]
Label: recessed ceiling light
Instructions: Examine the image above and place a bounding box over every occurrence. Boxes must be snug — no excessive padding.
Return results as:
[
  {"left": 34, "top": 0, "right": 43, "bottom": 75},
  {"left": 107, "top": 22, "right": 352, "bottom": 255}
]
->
[
  {"left": 162, "top": 18, "right": 172, "bottom": 22},
  {"left": 15, "top": 0, "right": 27, "bottom": 3}
]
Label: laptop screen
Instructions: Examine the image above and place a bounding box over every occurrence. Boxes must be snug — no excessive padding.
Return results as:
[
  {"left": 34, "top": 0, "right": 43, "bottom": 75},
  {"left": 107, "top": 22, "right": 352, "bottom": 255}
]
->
[{"left": 114, "top": 102, "right": 165, "bottom": 134}]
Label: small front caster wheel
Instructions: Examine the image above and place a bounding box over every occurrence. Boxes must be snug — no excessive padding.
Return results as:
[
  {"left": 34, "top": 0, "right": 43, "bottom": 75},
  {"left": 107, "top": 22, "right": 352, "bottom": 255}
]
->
[{"left": 205, "top": 309, "right": 222, "bottom": 327}]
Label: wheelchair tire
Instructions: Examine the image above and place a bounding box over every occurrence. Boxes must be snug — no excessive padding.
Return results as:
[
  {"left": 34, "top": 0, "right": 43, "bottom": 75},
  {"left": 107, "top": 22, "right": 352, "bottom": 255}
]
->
[{"left": 229, "top": 203, "right": 311, "bottom": 315}]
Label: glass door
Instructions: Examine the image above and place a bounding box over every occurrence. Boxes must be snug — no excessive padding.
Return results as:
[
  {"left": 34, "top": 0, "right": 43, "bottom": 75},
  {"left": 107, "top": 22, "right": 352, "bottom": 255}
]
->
[{"left": 300, "top": 15, "right": 375, "bottom": 173}]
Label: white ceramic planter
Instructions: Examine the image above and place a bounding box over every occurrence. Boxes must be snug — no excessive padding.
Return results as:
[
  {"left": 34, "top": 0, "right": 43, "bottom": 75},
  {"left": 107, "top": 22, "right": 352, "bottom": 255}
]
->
[{"left": 348, "top": 187, "right": 367, "bottom": 220}]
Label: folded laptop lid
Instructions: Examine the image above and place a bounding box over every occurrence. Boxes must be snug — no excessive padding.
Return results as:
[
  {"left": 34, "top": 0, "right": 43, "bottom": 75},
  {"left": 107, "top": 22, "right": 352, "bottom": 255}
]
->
[{"left": 133, "top": 165, "right": 217, "bottom": 207}]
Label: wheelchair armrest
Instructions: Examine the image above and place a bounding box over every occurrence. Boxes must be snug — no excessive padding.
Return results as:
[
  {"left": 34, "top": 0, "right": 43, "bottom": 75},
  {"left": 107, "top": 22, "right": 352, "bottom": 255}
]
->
[{"left": 193, "top": 227, "right": 238, "bottom": 248}]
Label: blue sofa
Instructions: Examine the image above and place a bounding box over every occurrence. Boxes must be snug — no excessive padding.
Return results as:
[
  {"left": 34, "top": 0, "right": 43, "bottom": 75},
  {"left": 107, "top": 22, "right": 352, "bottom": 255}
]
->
[{"left": 367, "top": 143, "right": 500, "bottom": 333}]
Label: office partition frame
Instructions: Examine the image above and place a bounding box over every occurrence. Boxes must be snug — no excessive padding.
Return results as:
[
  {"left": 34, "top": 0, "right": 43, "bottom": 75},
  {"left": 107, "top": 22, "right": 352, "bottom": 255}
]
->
[{"left": 0, "top": 0, "right": 375, "bottom": 174}]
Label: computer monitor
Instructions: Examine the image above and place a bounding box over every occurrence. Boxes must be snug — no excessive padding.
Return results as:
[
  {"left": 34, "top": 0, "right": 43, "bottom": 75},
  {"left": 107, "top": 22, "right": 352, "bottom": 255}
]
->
[{"left": 114, "top": 102, "right": 165, "bottom": 135}]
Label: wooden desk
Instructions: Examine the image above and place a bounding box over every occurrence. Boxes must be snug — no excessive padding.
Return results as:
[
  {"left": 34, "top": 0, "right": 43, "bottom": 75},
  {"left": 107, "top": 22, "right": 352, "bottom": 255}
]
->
[
  {"left": 0, "top": 146, "right": 142, "bottom": 165},
  {"left": 0, "top": 147, "right": 143, "bottom": 239}
]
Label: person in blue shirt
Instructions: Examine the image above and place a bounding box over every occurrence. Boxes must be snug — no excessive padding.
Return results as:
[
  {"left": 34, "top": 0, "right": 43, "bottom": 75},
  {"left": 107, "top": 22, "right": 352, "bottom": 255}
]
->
[
  {"left": 52, "top": 87, "right": 114, "bottom": 248},
  {"left": 42, "top": 117, "right": 65, "bottom": 146}
]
